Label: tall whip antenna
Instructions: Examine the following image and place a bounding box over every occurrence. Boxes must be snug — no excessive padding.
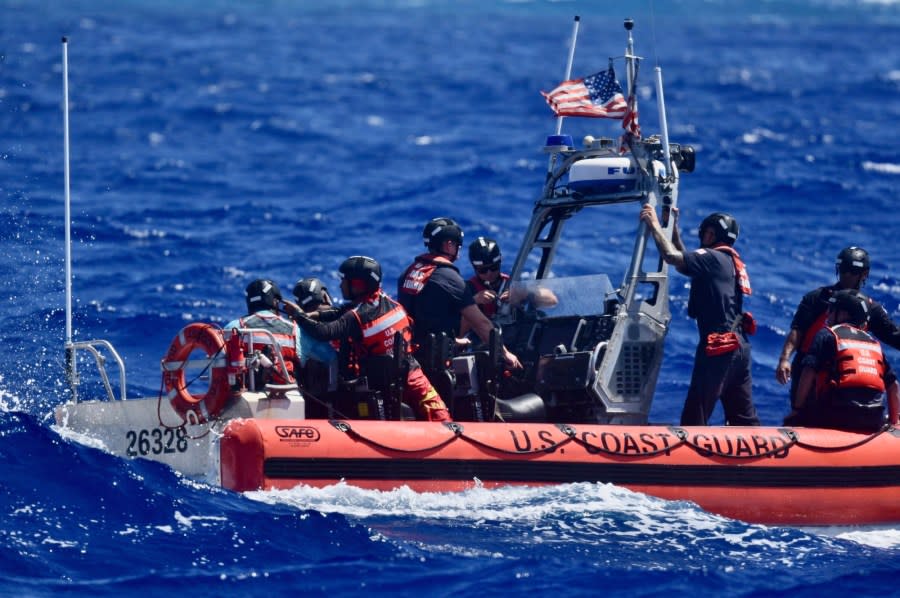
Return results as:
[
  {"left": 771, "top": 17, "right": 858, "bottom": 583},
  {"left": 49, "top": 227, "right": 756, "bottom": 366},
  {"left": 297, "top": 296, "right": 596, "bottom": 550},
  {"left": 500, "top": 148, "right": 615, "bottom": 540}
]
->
[{"left": 62, "top": 37, "right": 77, "bottom": 393}]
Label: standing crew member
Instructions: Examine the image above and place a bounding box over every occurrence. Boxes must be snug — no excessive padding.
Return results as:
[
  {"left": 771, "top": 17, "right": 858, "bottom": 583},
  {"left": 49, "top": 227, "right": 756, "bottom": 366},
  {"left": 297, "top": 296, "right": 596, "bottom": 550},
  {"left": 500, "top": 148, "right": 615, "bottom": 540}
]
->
[
  {"left": 397, "top": 217, "right": 522, "bottom": 371},
  {"left": 776, "top": 246, "right": 900, "bottom": 407},
  {"left": 640, "top": 206, "right": 760, "bottom": 426},
  {"left": 785, "top": 289, "right": 900, "bottom": 431},
  {"left": 288, "top": 256, "right": 451, "bottom": 422}
]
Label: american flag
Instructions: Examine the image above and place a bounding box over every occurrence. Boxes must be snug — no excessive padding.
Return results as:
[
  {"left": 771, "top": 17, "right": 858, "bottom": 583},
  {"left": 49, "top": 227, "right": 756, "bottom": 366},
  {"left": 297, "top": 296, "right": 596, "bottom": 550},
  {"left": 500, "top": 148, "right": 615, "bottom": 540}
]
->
[
  {"left": 622, "top": 90, "right": 640, "bottom": 138},
  {"left": 541, "top": 67, "right": 627, "bottom": 119}
]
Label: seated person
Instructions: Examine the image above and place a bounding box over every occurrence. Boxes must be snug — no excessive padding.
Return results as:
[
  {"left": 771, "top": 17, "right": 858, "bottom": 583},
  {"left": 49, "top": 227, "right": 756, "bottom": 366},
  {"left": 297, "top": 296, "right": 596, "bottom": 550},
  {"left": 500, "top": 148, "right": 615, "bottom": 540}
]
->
[
  {"left": 284, "top": 276, "right": 340, "bottom": 368},
  {"left": 398, "top": 218, "right": 522, "bottom": 371},
  {"left": 459, "top": 237, "right": 557, "bottom": 347},
  {"left": 286, "top": 256, "right": 452, "bottom": 422},
  {"left": 466, "top": 237, "right": 558, "bottom": 319},
  {"left": 291, "top": 277, "right": 340, "bottom": 321},
  {"left": 466, "top": 237, "right": 510, "bottom": 318},
  {"left": 785, "top": 289, "right": 900, "bottom": 431},
  {"left": 224, "top": 279, "right": 302, "bottom": 387}
]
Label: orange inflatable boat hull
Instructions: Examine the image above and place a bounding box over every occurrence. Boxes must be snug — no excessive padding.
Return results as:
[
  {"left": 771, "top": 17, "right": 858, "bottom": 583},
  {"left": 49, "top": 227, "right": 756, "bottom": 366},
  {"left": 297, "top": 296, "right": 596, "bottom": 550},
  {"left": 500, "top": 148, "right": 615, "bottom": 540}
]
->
[{"left": 220, "top": 419, "right": 900, "bottom": 525}]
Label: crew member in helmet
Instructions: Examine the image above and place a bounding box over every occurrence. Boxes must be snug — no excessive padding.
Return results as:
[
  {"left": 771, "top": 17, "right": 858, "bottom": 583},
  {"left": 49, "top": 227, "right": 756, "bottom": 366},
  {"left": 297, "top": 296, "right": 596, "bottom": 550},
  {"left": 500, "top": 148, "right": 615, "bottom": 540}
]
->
[
  {"left": 279, "top": 277, "right": 340, "bottom": 368},
  {"left": 464, "top": 236, "right": 558, "bottom": 329},
  {"left": 291, "top": 277, "right": 340, "bottom": 320},
  {"left": 776, "top": 246, "right": 900, "bottom": 407},
  {"left": 288, "top": 256, "right": 452, "bottom": 422},
  {"left": 640, "top": 206, "right": 760, "bottom": 426},
  {"left": 397, "top": 217, "right": 522, "bottom": 371},
  {"left": 466, "top": 237, "right": 509, "bottom": 318},
  {"left": 224, "top": 279, "right": 304, "bottom": 386},
  {"left": 785, "top": 289, "right": 900, "bottom": 431}
]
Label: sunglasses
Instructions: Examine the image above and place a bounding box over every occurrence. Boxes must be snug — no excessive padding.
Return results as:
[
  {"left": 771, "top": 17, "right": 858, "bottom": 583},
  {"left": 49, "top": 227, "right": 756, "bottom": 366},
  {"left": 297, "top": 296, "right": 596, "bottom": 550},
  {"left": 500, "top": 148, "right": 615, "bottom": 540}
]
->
[{"left": 476, "top": 264, "right": 500, "bottom": 274}]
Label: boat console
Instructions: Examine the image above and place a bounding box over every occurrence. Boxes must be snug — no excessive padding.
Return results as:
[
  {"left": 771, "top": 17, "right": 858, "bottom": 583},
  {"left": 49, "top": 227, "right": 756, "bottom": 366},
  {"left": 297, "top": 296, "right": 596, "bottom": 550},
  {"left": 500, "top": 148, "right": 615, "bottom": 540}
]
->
[{"left": 485, "top": 131, "right": 691, "bottom": 425}]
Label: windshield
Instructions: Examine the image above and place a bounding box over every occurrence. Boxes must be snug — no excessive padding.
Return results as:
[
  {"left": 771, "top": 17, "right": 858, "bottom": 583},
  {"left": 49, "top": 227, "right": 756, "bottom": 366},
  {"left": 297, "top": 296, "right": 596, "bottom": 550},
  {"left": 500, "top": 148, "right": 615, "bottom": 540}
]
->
[{"left": 507, "top": 273, "right": 615, "bottom": 317}]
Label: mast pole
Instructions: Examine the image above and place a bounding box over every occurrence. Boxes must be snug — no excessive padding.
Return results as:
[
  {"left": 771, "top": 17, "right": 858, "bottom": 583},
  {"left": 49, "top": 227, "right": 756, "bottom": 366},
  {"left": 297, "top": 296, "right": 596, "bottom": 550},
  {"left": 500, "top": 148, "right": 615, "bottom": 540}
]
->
[
  {"left": 624, "top": 18, "right": 635, "bottom": 97},
  {"left": 655, "top": 66, "right": 673, "bottom": 176}
]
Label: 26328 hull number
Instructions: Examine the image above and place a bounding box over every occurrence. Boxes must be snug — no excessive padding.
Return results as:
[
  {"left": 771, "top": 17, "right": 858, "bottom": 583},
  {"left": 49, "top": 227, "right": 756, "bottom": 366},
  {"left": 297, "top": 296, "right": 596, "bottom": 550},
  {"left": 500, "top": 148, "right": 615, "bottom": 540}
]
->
[{"left": 126, "top": 427, "right": 189, "bottom": 456}]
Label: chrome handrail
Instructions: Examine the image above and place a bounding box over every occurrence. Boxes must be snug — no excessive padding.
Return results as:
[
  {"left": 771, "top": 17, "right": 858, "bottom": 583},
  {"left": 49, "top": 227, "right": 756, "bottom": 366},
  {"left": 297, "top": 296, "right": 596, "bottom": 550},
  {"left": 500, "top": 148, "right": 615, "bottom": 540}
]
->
[{"left": 66, "top": 340, "right": 127, "bottom": 403}]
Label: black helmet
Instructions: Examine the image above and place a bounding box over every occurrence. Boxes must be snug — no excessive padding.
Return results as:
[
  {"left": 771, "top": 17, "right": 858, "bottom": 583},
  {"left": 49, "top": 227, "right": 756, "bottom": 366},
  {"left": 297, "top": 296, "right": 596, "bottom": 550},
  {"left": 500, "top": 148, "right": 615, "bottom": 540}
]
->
[
  {"left": 339, "top": 255, "right": 382, "bottom": 298},
  {"left": 835, "top": 246, "right": 870, "bottom": 275},
  {"left": 699, "top": 212, "right": 739, "bottom": 246},
  {"left": 423, "top": 217, "right": 464, "bottom": 253},
  {"left": 292, "top": 277, "right": 329, "bottom": 310},
  {"left": 469, "top": 237, "right": 502, "bottom": 267},
  {"left": 245, "top": 279, "right": 282, "bottom": 312},
  {"left": 828, "top": 289, "right": 869, "bottom": 327}
]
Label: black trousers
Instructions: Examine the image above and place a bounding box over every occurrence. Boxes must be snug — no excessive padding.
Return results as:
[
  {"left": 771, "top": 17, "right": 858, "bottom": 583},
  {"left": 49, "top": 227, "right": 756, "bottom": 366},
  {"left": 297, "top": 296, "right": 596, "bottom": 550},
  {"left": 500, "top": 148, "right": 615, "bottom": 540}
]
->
[{"left": 681, "top": 339, "right": 759, "bottom": 426}]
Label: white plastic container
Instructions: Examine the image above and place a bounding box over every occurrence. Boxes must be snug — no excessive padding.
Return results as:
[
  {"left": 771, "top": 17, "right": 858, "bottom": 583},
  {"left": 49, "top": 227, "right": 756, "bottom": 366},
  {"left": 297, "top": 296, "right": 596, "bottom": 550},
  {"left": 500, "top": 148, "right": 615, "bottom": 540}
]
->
[{"left": 567, "top": 156, "right": 638, "bottom": 194}]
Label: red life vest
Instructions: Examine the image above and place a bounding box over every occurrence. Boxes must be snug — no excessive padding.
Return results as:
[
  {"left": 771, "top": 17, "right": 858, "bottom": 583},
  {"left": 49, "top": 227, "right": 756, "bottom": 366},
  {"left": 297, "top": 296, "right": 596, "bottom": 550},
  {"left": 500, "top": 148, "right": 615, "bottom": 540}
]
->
[
  {"left": 712, "top": 244, "right": 752, "bottom": 296},
  {"left": 800, "top": 310, "right": 830, "bottom": 354},
  {"left": 798, "top": 288, "right": 872, "bottom": 354},
  {"left": 816, "top": 323, "right": 886, "bottom": 395},
  {"left": 349, "top": 291, "right": 414, "bottom": 358},
  {"left": 398, "top": 253, "right": 456, "bottom": 297},
  {"left": 468, "top": 272, "right": 509, "bottom": 318},
  {"left": 237, "top": 311, "right": 298, "bottom": 383}
]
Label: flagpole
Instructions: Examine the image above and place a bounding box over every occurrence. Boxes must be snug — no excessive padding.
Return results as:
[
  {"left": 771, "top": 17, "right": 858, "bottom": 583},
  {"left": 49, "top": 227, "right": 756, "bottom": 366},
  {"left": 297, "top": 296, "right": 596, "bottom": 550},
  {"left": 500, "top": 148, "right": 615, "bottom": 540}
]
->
[
  {"left": 546, "top": 16, "right": 580, "bottom": 178},
  {"left": 554, "top": 15, "right": 580, "bottom": 136}
]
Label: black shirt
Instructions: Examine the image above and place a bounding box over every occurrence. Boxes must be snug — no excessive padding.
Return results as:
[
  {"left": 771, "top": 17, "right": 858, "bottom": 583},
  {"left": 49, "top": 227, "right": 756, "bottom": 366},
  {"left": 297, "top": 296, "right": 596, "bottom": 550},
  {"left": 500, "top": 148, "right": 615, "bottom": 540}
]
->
[
  {"left": 791, "top": 284, "right": 900, "bottom": 353},
  {"left": 398, "top": 262, "right": 475, "bottom": 346},
  {"left": 682, "top": 247, "right": 743, "bottom": 339}
]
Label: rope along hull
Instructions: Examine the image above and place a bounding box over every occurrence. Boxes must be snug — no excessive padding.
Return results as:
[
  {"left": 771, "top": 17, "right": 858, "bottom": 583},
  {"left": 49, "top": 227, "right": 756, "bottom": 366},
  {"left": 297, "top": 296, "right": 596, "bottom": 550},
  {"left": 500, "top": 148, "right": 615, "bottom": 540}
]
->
[{"left": 221, "top": 419, "right": 900, "bottom": 525}]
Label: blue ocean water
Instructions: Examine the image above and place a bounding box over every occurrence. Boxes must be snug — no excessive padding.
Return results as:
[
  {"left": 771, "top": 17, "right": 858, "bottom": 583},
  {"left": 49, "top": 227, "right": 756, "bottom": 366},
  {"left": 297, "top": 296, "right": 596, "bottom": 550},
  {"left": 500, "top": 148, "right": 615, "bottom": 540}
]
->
[{"left": 3, "top": 0, "right": 900, "bottom": 595}]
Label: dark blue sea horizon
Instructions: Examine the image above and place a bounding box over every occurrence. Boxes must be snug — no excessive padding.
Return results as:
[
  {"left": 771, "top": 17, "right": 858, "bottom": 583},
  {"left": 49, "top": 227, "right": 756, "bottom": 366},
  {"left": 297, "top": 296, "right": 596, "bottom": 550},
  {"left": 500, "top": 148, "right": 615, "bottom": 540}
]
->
[{"left": 3, "top": 0, "right": 900, "bottom": 595}]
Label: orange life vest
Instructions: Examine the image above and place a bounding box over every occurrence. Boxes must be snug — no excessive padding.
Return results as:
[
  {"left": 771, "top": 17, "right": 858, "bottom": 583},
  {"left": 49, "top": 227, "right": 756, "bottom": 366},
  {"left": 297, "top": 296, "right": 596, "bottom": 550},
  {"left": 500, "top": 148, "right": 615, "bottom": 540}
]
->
[
  {"left": 398, "top": 253, "right": 456, "bottom": 297},
  {"left": 467, "top": 272, "right": 509, "bottom": 318},
  {"left": 798, "top": 289, "right": 874, "bottom": 354},
  {"left": 712, "top": 244, "right": 752, "bottom": 296},
  {"left": 800, "top": 310, "right": 830, "bottom": 354},
  {"left": 238, "top": 311, "right": 298, "bottom": 383},
  {"left": 816, "top": 323, "right": 886, "bottom": 395},
  {"left": 349, "top": 291, "right": 414, "bottom": 358}
]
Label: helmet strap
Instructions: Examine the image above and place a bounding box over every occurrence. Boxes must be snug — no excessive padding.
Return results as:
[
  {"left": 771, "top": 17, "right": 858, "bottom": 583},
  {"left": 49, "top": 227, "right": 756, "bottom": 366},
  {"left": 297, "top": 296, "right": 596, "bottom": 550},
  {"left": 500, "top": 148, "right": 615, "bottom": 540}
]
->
[{"left": 437, "top": 239, "right": 459, "bottom": 260}]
